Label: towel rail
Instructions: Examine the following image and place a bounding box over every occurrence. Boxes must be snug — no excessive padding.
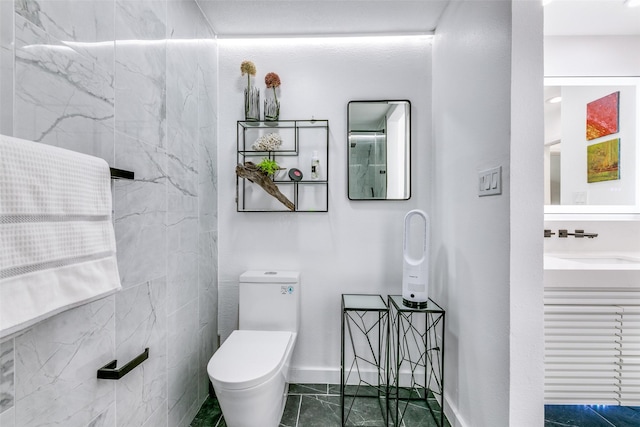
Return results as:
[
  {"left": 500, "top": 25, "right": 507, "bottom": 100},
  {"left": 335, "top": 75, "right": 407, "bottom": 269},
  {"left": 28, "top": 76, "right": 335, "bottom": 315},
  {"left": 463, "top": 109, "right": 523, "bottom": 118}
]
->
[
  {"left": 97, "top": 348, "right": 149, "bottom": 380},
  {"left": 109, "top": 167, "right": 135, "bottom": 180}
]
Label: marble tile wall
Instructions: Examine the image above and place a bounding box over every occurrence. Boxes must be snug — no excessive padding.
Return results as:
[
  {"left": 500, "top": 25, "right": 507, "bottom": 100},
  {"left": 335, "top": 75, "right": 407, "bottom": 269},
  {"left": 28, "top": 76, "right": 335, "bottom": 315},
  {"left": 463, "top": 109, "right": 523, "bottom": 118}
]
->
[{"left": 0, "top": 1, "right": 218, "bottom": 427}]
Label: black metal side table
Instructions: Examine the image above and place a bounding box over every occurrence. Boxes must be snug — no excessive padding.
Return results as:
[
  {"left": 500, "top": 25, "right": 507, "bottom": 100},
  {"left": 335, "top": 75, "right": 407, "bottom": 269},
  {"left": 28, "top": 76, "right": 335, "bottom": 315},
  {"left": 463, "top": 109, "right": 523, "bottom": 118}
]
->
[
  {"left": 388, "top": 295, "right": 445, "bottom": 427},
  {"left": 341, "top": 294, "right": 389, "bottom": 427}
]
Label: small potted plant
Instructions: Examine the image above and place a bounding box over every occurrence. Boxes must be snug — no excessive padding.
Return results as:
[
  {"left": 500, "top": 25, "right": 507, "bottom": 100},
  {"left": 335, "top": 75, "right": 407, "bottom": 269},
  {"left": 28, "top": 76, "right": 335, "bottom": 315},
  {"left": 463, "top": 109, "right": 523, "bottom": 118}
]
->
[{"left": 257, "top": 157, "right": 282, "bottom": 179}]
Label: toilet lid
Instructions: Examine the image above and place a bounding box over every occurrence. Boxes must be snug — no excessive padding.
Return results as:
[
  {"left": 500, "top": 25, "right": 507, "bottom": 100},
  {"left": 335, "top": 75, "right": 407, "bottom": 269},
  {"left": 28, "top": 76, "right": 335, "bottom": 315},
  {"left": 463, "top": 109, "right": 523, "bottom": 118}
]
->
[{"left": 208, "top": 330, "right": 294, "bottom": 390}]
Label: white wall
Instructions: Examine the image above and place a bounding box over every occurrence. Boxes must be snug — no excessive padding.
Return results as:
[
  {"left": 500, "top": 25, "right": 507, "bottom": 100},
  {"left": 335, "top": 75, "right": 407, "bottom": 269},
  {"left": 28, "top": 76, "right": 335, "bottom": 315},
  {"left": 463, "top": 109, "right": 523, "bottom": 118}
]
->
[
  {"left": 545, "top": 36, "right": 640, "bottom": 77},
  {"left": 432, "top": 1, "right": 544, "bottom": 426},
  {"left": 217, "top": 36, "right": 432, "bottom": 382},
  {"left": 509, "top": 1, "right": 545, "bottom": 425}
]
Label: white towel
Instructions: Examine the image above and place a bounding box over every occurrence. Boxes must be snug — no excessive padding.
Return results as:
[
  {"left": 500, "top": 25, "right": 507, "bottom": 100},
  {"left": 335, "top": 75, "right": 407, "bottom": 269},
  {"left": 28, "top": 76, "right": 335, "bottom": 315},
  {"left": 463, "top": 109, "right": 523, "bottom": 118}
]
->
[{"left": 0, "top": 135, "right": 122, "bottom": 338}]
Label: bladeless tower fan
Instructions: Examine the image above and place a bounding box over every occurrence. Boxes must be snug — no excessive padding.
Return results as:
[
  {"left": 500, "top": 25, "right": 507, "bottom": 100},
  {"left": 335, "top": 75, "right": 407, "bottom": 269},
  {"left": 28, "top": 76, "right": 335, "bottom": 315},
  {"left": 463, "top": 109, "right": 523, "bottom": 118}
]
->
[{"left": 402, "top": 209, "right": 430, "bottom": 309}]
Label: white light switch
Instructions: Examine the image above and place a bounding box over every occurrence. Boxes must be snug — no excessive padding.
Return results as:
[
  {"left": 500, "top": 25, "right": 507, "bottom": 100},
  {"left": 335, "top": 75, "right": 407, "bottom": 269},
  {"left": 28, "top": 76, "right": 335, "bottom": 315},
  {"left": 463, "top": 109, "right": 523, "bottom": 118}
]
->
[{"left": 478, "top": 166, "right": 502, "bottom": 197}]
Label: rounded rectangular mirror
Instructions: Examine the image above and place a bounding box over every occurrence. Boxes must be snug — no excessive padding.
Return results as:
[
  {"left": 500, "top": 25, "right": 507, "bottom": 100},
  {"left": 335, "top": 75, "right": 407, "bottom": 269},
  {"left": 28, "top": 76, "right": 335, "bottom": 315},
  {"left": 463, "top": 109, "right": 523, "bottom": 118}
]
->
[
  {"left": 544, "top": 77, "right": 640, "bottom": 215},
  {"left": 347, "top": 100, "right": 411, "bottom": 200}
]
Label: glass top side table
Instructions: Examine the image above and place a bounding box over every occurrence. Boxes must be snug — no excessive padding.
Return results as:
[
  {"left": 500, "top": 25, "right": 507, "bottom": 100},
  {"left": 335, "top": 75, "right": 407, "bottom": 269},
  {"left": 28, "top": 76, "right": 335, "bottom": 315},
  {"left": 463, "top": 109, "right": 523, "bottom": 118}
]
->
[
  {"left": 388, "top": 295, "right": 446, "bottom": 427},
  {"left": 341, "top": 294, "right": 389, "bottom": 426}
]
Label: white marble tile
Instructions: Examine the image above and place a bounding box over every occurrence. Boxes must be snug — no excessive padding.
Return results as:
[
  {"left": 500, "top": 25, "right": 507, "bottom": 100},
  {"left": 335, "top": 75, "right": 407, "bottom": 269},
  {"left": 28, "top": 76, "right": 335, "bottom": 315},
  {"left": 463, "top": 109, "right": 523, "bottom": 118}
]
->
[
  {"left": 15, "top": 0, "right": 115, "bottom": 66},
  {"left": 14, "top": 296, "right": 116, "bottom": 427},
  {"left": 13, "top": 14, "right": 115, "bottom": 162},
  {"left": 0, "top": 405, "right": 15, "bottom": 427},
  {"left": 197, "top": 43, "right": 218, "bottom": 233},
  {"left": 198, "top": 322, "right": 216, "bottom": 404},
  {"left": 142, "top": 399, "right": 168, "bottom": 427},
  {"left": 167, "top": 214, "right": 199, "bottom": 314},
  {"left": 167, "top": 299, "right": 199, "bottom": 427},
  {"left": 115, "top": 0, "right": 166, "bottom": 40},
  {"left": 198, "top": 231, "right": 218, "bottom": 330},
  {"left": 114, "top": 134, "right": 168, "bottom": 289},
  {"left": 0, "top": 0, "right": 14, "bottom": 136},
  {"left": 0, "top": 338, "right": 15, "bottom": 415},
  {"left": 114, "top": 0, "right": 166, "bottom": 148},
  {"left": 178, "top": 396, "right": 201, "bottom": 427},
  {"left": 166, "top": 42, "right": 198, "bottom": 216},
  {"left": 115, "top": 277, "right": 167, "bottom": 427},
  {"left": 87, "top": 402, "right": 115, "bottom": 427}
]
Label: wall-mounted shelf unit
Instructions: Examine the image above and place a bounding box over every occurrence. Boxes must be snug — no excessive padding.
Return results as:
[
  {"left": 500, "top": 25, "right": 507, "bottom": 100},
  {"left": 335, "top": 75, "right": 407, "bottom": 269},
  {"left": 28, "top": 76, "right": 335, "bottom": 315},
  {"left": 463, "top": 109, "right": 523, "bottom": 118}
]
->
[{"left": 236, "top": 120, "right": 329, "bottom": 212}]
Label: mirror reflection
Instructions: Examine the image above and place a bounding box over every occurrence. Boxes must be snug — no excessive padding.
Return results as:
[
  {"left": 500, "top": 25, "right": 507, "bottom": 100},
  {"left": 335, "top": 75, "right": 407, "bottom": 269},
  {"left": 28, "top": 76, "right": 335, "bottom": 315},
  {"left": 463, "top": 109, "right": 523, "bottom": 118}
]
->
[
  {"left": 347, "top": 100, "right": 411, "bottom": 200},
  {"left": 544, "top": 77, "right": 640, "bottom": 212}
]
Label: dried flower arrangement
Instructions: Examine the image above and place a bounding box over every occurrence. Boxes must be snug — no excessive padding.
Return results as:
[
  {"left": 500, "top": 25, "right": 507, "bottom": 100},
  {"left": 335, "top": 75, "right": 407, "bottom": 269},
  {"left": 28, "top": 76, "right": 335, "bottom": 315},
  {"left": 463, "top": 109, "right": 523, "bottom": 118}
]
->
[
  {"left": 264, "top": 72, "right": 281, "bottom": 102},
  {"left": 264, "top": 72, "right": 281, "bottom": 121},
  {"left": 241, "top": 60, "right": 256, "bottom": 91}
]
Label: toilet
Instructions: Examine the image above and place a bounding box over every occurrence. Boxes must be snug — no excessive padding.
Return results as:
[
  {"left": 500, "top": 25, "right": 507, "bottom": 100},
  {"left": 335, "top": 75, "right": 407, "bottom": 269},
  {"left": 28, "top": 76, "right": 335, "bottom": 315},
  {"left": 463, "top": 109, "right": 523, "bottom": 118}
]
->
[{"left": 207, "top": 270, "right": 300, "bottom": 427}]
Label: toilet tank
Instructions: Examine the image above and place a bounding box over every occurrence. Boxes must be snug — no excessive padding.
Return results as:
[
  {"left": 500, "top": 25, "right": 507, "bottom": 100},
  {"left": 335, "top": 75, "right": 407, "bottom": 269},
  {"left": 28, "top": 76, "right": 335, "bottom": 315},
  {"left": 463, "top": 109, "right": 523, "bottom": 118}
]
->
[{"left": 239, "top": 271, "right": 300, "bottom": 332}]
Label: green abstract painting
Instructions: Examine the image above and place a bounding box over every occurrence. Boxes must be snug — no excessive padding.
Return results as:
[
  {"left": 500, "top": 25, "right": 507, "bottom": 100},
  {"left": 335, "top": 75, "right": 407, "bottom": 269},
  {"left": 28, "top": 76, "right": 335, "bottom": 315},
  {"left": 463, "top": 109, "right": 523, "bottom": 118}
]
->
[{"left": 587, "top": 138, "right": 620, "bottom": 183}]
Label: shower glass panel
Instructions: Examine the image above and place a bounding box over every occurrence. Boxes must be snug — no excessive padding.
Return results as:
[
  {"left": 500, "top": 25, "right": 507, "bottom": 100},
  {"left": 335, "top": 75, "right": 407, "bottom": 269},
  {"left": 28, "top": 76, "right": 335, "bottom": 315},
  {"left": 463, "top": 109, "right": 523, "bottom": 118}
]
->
[{"left": 349, "top": 131, "right": 387, "bottom": 199}]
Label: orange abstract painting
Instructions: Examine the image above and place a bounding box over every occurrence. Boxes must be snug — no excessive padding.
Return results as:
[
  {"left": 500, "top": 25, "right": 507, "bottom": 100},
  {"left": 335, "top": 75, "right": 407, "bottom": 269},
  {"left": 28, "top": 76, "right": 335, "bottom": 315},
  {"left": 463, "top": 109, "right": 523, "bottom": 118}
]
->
[{"left": 586, "top": 91, "right": 619, "bottom": 140}]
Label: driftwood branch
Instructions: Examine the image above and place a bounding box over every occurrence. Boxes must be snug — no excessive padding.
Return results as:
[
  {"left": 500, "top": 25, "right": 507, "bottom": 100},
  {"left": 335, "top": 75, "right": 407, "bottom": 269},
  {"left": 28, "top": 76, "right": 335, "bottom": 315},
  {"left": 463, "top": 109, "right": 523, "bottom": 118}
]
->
[{"left": 236, "top": 162, "right": 295, "bottom": 211}]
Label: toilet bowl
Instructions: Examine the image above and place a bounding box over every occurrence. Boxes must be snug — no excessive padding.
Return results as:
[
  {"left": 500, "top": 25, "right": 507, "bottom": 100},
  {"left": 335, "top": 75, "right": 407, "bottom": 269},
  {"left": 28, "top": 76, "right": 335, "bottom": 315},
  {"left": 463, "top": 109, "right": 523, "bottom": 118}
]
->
[
  {"left": 207, "top": 270, "right": 300, "bottom": 427},
  {"left": 207, "top": 330, "right": 296, "bottom": 427}
]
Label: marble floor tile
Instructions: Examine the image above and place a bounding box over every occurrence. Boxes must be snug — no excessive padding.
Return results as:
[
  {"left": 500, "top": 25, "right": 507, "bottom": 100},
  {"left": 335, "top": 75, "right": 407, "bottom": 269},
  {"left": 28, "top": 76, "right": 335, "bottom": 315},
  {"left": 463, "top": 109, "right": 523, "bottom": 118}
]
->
[
  {"left": 191, "top": 383, "right": 450, "bottom": 427},
  {"left": 290, "top": 383, "right": 329, "bottom": 395},
  {"left": 591, "top": 406, "right": 640, "bottom": 427},
  {"left": 279, "top": 394, "right": 301, "bottom": 427},
  {"left": 548, "top": 405, "right": 640, "bottom": 427},
  {"left": 297, "top": 395, "right": 342, "bottom": 427}
]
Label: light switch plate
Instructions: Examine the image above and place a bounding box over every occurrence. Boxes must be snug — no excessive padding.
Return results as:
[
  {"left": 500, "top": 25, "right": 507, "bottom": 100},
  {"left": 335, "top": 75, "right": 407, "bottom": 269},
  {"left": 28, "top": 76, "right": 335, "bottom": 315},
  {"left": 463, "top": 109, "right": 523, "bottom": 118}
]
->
[{"left": 478, "top": 166, "right": 502, "bottom": 197}]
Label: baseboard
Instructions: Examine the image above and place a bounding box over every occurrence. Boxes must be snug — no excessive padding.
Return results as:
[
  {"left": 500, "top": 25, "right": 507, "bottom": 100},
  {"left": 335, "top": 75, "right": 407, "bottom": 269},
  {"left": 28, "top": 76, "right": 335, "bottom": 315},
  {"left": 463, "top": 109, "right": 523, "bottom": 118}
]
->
[{"left": 443, "top": 393, "right": 469, "bottom": 427}]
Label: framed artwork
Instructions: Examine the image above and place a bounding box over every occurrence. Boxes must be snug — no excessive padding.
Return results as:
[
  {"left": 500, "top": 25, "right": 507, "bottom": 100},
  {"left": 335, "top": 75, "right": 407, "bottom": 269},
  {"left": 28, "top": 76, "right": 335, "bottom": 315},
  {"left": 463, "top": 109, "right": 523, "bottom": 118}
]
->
[
  {"left": 587, "top": 138, "right": 620, "bottom": 183},
  {"left": 586, "top": 91, "right": 619, "bottom": 140}
]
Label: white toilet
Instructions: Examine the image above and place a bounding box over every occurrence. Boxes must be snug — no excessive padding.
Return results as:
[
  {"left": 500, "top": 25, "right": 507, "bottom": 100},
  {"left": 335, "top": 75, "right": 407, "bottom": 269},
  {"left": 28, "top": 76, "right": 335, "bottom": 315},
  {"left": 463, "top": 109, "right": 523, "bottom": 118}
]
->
[{"left": 207, "top": 270, "right": 300, "bottom": 427}]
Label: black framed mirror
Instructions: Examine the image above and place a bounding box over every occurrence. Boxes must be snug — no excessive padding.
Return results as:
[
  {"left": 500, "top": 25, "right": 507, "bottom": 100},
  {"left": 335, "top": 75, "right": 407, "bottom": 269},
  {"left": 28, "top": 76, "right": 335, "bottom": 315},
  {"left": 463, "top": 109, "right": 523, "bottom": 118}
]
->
[{"left": 347, "top": 100, "right": 411, "bottom": 200}]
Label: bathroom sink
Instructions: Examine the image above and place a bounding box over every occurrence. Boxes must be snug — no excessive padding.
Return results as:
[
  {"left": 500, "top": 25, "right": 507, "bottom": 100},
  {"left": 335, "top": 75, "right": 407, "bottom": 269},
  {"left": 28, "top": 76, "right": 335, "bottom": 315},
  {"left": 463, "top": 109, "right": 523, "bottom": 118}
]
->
[
  {"left": 544, "top": 253, "right": 640, "bottom": 288},
  {"left": 554, "top": 256, "right": 640, "bottom": 265}
]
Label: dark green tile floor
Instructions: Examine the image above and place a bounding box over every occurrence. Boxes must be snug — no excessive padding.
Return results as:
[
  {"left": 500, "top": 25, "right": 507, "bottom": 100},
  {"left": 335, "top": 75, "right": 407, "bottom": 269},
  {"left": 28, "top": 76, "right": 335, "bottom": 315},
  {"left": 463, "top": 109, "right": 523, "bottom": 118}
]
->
[
  {"left": 544, "top": 405, "right": 640, "bottom": 426},
  {"left": 190, "top": 383, "right": 450, "bottom": 427}
]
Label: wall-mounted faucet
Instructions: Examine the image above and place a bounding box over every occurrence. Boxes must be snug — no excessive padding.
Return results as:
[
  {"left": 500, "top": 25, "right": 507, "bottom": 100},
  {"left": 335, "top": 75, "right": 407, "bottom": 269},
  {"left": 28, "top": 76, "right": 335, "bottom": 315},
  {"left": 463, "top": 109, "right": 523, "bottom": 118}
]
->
[{"left": 558, "top": 229, "right": 598, "bottom": 239}]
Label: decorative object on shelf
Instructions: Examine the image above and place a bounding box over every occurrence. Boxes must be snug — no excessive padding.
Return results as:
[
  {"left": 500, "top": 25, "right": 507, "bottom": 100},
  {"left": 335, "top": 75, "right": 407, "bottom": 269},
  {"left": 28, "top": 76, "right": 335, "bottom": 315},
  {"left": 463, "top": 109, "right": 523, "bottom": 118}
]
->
[
  {"left": 264, "top": 72, "right": 281, "bottom": 121},
  {"left": 256, "top": 157, "right": 281, "bottom": 177},
  {"left": 252, "top": 132, "right": 282, "bottom": 151},
  {"left": 241, "top": 60, "right": 260, "bottom": 121},
  {"left": 310, "top": 150, "right": 320, "bottom": 180},
  {"left": 236, "top": 162, "right": 294, "bottom": 211},
  {"left": 288, "top": 168, "right": 303, "bottom": 181}
]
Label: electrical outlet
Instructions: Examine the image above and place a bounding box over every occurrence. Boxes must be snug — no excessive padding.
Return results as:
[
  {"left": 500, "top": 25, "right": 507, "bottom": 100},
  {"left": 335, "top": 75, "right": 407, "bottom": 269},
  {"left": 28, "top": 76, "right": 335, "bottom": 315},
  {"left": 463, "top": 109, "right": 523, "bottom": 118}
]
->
[{"left": 478, "top": 166, "right": 502, "bottom": 197}]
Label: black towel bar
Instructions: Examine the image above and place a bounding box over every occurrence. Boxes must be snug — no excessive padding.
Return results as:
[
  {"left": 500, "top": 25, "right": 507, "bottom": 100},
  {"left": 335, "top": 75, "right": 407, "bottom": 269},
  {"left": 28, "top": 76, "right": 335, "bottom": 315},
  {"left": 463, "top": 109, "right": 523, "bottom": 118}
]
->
[
  {"left": 97, "top": 348, "right": 149, "bottom": 380},
  {"left": 109, "top": 167, "right": 135, "bottom": 180}
]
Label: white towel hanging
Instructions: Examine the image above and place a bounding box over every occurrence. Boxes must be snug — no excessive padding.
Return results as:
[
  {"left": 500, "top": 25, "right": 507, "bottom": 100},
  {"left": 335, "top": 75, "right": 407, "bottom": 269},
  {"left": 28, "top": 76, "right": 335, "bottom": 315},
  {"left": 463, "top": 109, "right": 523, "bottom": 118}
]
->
[{"left": 0, "top": 134, "right": 122, "bottom": 338}]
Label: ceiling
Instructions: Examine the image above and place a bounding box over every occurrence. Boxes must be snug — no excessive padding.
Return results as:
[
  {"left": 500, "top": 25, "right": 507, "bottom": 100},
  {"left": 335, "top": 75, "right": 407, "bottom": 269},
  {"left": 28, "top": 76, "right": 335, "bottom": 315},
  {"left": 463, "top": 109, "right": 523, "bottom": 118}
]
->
[
  {"left": 196, "top": 0, "right": 640, "bottom": 38},
  {"left": 196, "top": 0, "right": 449, "bottom": 37}
]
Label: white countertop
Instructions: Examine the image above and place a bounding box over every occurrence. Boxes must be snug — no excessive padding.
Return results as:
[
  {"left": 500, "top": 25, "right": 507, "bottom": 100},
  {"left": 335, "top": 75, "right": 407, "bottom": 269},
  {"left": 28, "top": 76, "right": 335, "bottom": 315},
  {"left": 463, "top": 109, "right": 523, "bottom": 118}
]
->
[
  {"left": 544, "top": 252, "right": 640, "bottom": 288},
  {"left": 544, "top": 252, "right": 640, "bottom": 271}
]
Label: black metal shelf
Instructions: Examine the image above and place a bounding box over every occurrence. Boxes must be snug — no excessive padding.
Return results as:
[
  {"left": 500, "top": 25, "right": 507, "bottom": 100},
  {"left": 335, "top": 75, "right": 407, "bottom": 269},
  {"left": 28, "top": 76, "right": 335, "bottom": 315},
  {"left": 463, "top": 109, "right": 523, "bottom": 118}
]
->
[{"left": 236, "top": 119, "right": 329, "bottom": 213}]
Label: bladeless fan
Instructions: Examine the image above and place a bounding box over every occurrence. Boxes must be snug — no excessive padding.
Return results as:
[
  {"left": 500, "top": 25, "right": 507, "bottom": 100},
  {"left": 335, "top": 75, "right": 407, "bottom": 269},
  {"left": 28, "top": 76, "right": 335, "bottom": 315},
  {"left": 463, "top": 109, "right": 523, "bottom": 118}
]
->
[{"left": 402, "top": 209, "right": 430, "bottom": 309}]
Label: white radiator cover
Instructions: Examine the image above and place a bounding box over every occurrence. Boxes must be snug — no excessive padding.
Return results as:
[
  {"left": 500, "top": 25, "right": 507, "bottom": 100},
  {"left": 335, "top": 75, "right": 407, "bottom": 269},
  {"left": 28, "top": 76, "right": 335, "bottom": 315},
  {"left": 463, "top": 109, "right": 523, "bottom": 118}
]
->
[{"left": 544, "top": 288, "right": 640, "bottom": 405}]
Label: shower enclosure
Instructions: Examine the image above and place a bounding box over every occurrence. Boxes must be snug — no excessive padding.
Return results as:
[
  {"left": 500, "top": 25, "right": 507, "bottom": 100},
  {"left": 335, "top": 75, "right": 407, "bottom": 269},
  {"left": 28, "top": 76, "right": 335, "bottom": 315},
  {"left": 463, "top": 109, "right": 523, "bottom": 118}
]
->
[{"left": 348, "top": 131, "right": 388, "bottom": 199}]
